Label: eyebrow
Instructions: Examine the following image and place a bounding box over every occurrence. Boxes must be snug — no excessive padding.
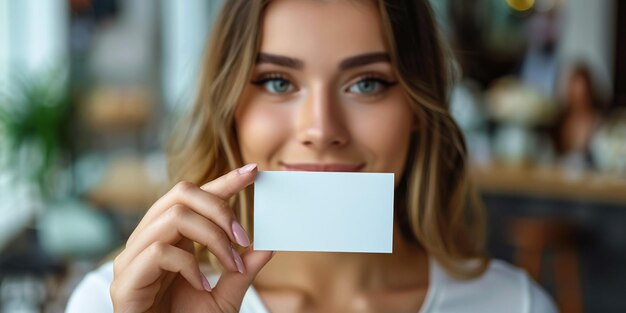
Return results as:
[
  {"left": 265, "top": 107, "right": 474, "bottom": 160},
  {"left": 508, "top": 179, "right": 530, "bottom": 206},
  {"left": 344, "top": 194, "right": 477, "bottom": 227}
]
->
[
  {"left": 256, "top": 53, "right": 304, "bottom": 69},
  {"left": 256, "top": 52, "right": 390, "bottom": 71}
]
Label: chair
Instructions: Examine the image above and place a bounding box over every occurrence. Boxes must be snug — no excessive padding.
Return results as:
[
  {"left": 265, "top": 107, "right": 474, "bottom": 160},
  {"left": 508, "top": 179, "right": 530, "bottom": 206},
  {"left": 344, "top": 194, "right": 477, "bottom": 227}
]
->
[{"left": 507, "top": 217, "right": 583, "bottom": 313}]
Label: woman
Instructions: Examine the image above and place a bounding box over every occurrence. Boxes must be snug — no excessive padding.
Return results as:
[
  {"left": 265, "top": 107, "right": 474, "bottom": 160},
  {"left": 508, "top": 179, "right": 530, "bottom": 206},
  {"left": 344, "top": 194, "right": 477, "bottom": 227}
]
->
[
  {"left": 553, "top": 64, "right": 604, "bottom": 168},
  {"left": 67, "top": 0, "right": 557, "bottom": 312}
]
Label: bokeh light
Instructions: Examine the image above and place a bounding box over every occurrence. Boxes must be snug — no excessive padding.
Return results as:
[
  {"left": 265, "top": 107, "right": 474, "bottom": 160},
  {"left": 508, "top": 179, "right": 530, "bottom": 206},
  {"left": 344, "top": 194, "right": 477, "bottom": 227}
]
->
[{"left": 506, "top": 0, "right": 535, "bottom": 11}]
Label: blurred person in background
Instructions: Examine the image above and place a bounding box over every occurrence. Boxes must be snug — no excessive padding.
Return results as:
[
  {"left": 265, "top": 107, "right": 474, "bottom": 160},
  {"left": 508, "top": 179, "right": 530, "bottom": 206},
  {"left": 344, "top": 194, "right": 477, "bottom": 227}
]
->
[
  {"left": 552, "top": 64, "right": 605, "bottom": 168},
  {"left": 65, "top": 0, "right": 557, "bottom": 312}
]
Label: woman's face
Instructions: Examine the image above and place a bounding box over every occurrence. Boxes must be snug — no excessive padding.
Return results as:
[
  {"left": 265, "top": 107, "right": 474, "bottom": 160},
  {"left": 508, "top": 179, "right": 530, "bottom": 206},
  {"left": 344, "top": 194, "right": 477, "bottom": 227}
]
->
[
  {"left": 235, "top": 0, "right": 414, "bottom": 185},
  {"left": 567, "top": 72, "right": 591, "bottom": 110}
]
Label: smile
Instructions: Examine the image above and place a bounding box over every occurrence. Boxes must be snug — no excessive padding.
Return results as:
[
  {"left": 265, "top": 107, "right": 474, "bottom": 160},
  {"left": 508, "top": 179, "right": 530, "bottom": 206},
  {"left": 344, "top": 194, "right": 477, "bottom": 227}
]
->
[{"left": 279, "top": 162, "right": 365, "bottom": 172}]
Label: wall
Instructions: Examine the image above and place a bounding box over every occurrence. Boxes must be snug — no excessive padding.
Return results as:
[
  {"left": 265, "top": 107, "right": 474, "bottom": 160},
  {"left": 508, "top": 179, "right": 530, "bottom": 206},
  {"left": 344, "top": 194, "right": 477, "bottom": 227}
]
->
[{"left": 557, "top": 0, "right": 616, "bottom": 102}]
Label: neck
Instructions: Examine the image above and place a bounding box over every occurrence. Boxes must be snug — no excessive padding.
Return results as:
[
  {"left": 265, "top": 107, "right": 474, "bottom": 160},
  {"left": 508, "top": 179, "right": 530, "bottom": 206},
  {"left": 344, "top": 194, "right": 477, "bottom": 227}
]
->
[{"left": 253, "top": 224, "right": 429, "bottom": 295}]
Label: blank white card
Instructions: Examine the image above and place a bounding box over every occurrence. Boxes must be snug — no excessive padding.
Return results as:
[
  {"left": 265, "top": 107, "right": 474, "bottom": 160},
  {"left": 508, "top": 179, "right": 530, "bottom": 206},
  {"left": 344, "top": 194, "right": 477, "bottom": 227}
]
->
[{"left": 253, "top": 171, "right": 394, "bottom": 253}]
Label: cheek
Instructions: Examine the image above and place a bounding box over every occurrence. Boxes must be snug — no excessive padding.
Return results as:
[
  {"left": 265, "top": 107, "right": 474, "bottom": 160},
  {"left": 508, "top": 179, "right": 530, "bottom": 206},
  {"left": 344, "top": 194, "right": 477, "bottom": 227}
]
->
[
  {"left": 351, "top": 101, "right": 413, "bottom": 178},
  {"left": 236, "top": 102, "right": 291, "bottom": 166}
]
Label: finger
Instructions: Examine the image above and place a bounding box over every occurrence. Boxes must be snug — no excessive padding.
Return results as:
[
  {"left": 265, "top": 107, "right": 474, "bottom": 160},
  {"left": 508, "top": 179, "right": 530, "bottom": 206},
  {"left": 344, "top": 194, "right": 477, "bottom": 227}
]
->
[
  {"left": 129, "top": 163, "right": 257, "bottom": 247},
  {"left": 212, "top": 247, "right": 274, "bottom": 311},
  {"left": 118, "top": 205, "right": 241, "bottom": 273},
  {"left": 112, "top": 242, "right": 210, "bottom": 304},
  {"left": 128, "top": 181, "right": 248, "bottom": 249},
  {"left": 200, "top": 163, "right": 258, "bottom": 199}
]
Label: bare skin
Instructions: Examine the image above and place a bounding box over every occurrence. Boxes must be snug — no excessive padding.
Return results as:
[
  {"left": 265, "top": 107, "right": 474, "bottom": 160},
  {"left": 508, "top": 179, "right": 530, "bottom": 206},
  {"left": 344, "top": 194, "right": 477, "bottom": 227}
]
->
[
  {"left": 254, "top": 228, "right": 429, "bottom": 313},
  {"left": 111, "top": 167, "right": 275, "bottom": 313}
]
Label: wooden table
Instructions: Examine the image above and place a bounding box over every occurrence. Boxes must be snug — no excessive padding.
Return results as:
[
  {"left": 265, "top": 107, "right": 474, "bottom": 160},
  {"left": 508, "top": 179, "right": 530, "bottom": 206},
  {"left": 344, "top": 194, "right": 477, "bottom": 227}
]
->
[{"left": 471, "top": 163, "right": 626, "bottom": 205}]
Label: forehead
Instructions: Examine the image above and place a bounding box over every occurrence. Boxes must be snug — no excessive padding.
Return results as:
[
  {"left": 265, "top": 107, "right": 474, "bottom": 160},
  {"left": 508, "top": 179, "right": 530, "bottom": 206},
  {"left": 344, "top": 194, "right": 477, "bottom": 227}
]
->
[{"left": 259, "top": 0, "right": 387, "bottom": 64}]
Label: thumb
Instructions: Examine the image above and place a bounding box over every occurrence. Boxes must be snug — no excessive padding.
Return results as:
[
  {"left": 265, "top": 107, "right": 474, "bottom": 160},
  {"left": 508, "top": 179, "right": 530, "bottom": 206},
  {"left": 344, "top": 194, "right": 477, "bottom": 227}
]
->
[{"left": 212, "top": 246, "right": 274, "bottom": 311}]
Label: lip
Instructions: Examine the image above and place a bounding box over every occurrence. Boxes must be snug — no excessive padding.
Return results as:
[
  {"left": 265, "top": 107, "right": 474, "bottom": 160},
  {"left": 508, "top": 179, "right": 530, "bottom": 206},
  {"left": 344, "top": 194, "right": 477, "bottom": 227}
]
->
[{"left": 280, "top": 162, "right": 365, "bottom": 172}]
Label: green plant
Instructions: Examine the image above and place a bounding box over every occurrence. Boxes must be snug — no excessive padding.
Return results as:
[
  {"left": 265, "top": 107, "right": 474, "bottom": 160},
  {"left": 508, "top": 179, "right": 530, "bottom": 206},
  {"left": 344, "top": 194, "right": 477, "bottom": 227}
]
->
[{"left": 0, "top": 73, "right": 71, "bottom": 196}]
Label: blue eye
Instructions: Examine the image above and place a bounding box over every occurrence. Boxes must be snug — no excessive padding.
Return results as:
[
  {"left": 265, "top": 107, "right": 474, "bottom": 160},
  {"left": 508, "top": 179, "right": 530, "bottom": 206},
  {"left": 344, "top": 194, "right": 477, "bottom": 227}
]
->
[
  {"left": 251, "top": 75, "right": 294, "bottom": 94},
  {"left": 349, "top": 79, "right": 380, "bottom": 94},
  {"left": 347, "top": 78, "right": 396, "bottom": 95},
  {"left": 265, "top": 79, "right": 293, "bottom": 94}
]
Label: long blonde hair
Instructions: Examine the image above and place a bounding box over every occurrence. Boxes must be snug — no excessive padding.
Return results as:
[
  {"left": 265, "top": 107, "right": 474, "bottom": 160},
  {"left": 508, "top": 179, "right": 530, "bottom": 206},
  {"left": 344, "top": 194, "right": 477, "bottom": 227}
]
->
[{"left": 167, "top": 0, "right": 488, "bottom": 279}]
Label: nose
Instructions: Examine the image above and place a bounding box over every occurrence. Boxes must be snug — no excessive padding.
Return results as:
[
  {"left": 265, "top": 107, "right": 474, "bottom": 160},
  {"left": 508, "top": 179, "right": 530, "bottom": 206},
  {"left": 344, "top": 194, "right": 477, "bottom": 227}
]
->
[{"left": 296, "top": 85, "right": 349, "bottom": 149}]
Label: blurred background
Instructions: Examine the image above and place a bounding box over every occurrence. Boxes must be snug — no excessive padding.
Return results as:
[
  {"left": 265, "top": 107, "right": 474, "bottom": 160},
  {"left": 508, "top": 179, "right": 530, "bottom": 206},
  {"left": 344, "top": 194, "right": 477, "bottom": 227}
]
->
[{"left": 0, "top": 0, "right": 624, "bottom": 312}]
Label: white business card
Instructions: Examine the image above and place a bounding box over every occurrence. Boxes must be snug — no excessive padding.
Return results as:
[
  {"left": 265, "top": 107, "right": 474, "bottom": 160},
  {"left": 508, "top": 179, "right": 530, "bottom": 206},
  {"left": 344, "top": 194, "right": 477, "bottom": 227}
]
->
[{"left": 253, "top": 171, "right": 394, "bottom": 253}]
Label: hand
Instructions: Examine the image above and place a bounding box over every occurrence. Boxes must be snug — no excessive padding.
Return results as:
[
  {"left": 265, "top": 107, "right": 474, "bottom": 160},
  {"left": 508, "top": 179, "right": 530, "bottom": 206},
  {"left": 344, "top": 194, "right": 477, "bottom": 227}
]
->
[{"left": 110, "top": 163, "right": 274, "bottom": 313}]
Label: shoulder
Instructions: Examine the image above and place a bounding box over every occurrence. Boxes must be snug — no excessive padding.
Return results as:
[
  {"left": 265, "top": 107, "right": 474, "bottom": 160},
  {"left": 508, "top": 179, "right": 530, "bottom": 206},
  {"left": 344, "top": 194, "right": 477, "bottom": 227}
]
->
[
  {"left": 430, "top": 259, "right": 558, "bottom": 313},
  {"left": 65, "top": 261, "right": 114, "bottom": 313}
]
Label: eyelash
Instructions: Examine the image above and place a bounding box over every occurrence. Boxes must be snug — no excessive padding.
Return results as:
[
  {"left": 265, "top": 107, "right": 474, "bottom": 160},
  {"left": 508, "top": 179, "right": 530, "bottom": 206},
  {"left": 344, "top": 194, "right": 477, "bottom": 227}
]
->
[
  {"left": 249, "top": 72, "right": 397, "bottom": 96},
  {"left": 250, "top": 73, "right": 291, "bottom": 89}
]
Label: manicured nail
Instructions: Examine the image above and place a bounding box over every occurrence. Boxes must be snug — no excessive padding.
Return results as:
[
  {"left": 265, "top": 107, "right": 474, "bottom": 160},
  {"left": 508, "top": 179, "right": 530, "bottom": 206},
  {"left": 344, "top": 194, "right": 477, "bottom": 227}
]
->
[
  {"left": 232, "top": 248, "right": 246, "bottom": 274},
  {"left": 238, "top": 163, "right": 257, "bottom": 175},
  {"left": 232, "top": 221, "right": 250, "bottom": 247},
  {"left": 201, "top": 274, "right": 212, "bottom": 292}
]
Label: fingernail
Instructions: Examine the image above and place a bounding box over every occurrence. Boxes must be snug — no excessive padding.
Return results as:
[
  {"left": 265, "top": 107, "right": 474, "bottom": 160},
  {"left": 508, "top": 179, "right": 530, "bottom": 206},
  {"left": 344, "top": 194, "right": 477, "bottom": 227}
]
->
[
  {"left": 201, "top": 274, "right": 212, "bottom": 292},
  {"left": 271, "top": 251, "right": 276, "bottom": 257},
  {"left": 238, "top": 163, "right": 257, "bottom": 175},
  {"left": 232, "top": 221, "right": 250, "bottom": 247},
  {"left": 232, "top": 248, "right": 246, "bottom": 274}
]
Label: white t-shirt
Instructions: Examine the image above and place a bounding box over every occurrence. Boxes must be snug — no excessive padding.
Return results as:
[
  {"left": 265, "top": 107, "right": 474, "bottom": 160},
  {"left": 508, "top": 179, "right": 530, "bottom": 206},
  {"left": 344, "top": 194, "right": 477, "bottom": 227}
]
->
[{"left": 65, "top": 258, "right": 557, "bottom": 313}]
